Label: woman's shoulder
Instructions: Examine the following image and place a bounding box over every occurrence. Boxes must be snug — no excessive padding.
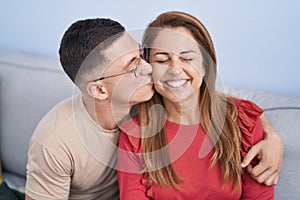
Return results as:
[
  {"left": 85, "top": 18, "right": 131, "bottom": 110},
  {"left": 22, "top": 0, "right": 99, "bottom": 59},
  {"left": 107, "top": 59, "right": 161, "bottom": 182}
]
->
[
  {"left": 230, "top": 97, "right": 264, "bottom": 156},
  {"left": 232, "top": 98, "right": 263, "bottom": 129},
  {"left": 119, "top": 117, "right": 142, "bottom": 152}
]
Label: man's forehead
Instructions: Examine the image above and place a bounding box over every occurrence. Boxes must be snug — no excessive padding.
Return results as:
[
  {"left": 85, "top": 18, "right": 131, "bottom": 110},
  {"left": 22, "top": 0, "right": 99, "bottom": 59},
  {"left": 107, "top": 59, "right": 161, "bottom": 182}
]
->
[{"left": 103, "top": 33, "right": 139, "bottom": 61}]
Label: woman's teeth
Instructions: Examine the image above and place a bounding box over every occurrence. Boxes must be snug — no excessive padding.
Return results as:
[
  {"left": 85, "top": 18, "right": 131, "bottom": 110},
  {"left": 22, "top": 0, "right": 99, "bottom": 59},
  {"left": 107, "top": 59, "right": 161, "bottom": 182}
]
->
[{"left": 166, "top": 80, "right": 187, "bottom": 87}]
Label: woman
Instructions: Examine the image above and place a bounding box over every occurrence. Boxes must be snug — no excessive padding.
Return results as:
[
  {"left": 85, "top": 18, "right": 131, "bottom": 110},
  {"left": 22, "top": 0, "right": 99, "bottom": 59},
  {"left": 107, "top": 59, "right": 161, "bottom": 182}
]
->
[{"left": 118, "top": 11, "right": 274, "bottom": 199}]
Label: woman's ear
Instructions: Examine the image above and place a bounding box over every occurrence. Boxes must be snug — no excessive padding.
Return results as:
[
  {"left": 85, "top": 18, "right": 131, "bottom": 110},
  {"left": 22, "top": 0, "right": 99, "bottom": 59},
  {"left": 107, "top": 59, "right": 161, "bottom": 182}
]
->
[{"left": 86, "top": 81, "right": 108, "bottom": 100}]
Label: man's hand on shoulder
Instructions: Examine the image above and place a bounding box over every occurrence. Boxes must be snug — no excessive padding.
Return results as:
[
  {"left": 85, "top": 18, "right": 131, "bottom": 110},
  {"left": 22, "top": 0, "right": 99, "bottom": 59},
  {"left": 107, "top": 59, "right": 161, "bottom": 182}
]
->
[{"left": 241, "top": 114, "right": 284, "bottom": 186}]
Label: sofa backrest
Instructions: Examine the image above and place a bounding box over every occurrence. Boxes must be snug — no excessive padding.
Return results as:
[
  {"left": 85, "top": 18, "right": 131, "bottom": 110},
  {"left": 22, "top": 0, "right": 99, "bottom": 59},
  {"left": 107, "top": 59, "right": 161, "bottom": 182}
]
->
[
  {"left": 224, "top": 85, "right": 300, "bottom": 199},
  {"left": 0, "top": 50, "right": 74, "bottom": 178}
]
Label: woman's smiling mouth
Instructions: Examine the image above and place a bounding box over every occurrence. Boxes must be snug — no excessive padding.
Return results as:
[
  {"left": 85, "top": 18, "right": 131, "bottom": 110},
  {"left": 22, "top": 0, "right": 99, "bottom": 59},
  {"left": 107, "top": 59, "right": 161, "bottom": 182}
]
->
[{"left": 165, "top": 79, "right": 188, "bottom": 88}]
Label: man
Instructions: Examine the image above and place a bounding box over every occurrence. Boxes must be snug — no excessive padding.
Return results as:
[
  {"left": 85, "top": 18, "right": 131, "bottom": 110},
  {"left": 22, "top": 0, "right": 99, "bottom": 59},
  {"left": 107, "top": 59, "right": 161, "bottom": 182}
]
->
[
  {"left": 25, "top": 18, "right": 154, "bottom": 200},
  {"left": 24, "top": 18, "right": 282, "bottom": 200}
]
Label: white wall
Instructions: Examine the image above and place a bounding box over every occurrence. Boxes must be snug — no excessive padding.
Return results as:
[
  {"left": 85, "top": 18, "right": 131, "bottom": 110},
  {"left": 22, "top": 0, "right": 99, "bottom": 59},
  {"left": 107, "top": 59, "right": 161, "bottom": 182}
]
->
[{"left": 0, "top": 0, "right": 299, "bottom": 95}]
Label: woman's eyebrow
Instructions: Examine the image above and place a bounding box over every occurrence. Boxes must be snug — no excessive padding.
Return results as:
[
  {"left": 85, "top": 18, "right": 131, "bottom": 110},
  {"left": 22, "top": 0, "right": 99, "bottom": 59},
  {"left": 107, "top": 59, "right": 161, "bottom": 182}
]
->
[
  {"left": 180, "top": 50, "right": 196, "bottom": 55},
  {"left": 153, "top": 50, "right": 196, "bottom": 56}
]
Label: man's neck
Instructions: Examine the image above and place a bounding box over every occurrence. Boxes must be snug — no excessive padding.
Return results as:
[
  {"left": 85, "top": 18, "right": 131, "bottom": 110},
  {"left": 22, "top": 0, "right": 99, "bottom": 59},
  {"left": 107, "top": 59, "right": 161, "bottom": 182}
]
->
[{"left": 82, "top": 95, "right": 131, "bottom": 131}]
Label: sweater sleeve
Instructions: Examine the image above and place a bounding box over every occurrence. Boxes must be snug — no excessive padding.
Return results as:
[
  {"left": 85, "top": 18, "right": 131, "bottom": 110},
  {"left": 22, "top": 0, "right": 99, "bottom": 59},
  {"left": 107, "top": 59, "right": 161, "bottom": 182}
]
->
[
  {"left": 117, "top": 119, "right": 150, "bottom": 200},
  {"left": 235, "top": 99, "right": 274, "bottom": 200}
]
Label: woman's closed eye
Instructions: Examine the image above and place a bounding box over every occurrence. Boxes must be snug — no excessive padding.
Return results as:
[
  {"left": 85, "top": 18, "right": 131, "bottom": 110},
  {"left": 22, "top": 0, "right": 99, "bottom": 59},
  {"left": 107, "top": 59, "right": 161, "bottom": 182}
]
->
[
  {"left": 181, "top": 58, "right": 193, "bottom": 62},
  {"left": 155, "top": 59, "right": 169, "bottom": 64},
  {"left": 152, "top": 55, "right": 170, "bottom": 64}
]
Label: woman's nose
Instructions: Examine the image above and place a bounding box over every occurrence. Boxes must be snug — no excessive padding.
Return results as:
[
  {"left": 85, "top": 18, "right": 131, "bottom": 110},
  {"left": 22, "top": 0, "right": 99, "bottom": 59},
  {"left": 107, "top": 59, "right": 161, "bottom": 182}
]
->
[{"left": 168, "top": 60, "right": 183, "bottom": 75}]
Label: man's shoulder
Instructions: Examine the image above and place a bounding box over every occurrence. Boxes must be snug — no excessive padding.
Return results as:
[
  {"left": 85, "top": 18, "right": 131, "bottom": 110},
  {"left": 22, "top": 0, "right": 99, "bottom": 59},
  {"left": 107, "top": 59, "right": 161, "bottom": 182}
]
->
[
  {"left": 30, "top": 96, "right": 77, "bottom": 144},
  {"left": 28, "top": 96, "right": 86, "bottom": 168}
]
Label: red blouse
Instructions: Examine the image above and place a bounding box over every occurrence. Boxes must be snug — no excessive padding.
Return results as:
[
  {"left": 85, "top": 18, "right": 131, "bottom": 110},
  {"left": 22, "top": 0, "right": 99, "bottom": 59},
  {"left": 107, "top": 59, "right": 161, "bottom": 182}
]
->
[{"left": 118, "top": 99, "right": 274, "bottom": 200}]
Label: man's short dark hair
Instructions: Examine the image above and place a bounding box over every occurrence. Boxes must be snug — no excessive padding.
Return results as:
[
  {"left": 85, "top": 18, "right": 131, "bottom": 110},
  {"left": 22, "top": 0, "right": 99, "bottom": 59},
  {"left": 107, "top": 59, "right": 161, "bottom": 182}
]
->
[{"left": 59, "top": 18, "right": 125, "bottom": 83}]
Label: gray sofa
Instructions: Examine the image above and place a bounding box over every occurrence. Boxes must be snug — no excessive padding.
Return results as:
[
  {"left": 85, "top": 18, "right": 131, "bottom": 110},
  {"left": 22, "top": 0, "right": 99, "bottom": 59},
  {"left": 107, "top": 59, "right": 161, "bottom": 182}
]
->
[{"left": 0, "top": 50, "right": 299, "bottom": 199}]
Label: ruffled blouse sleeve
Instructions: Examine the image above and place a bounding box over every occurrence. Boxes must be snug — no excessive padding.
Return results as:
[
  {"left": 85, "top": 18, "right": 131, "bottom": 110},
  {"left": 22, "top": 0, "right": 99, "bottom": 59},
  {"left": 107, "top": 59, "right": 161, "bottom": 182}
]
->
[
  {"left": 234, "top": 98, "right": 274, "bottom": 199},
  {"left": 234, "top": 99, "right": 263, "bottom": 157}
]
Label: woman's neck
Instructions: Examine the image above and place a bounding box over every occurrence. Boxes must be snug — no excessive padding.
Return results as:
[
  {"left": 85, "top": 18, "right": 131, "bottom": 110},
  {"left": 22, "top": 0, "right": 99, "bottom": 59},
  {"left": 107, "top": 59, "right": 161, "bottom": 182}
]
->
[{"left": 163, "top": 95, "right": 200, "bottom": 125}]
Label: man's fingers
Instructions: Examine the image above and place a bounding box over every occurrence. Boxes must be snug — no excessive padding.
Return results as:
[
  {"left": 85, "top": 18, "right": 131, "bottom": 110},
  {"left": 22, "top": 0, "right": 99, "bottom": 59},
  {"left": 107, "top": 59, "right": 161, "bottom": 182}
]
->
[
  {"left": 247, "top": 162, "right": 267, "bottom": 177},
  {"left": 247, "top": 158, "right": 281, "bottom": 186},
  {"left": 241, "top": 146, "right": 260, "bottom": 168},
  {"left": 275, "top": 176, "right": 279, "bottom": 184},
  {"left": 263, "top": 172, "right": 280, "bottom": 186},
  {"left": 250, "top": 168, "right": 274, "bottom": 184}
]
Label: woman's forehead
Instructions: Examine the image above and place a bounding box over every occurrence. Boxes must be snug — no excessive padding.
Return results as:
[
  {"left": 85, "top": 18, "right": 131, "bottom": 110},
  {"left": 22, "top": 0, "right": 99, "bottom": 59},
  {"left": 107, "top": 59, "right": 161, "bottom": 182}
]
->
[{"left": 150, "top": 28, "right": 199, "bottom": 54}]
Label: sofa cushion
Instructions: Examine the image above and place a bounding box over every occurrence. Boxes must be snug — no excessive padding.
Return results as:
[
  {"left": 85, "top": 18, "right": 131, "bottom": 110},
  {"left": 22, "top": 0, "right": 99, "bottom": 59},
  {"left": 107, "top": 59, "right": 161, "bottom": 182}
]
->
[
  {"left": 223, "top": 85, "right": 300, "bottom": 199},
  {"left": 0, "top": 51, "right": 73, "bottom": 180}
]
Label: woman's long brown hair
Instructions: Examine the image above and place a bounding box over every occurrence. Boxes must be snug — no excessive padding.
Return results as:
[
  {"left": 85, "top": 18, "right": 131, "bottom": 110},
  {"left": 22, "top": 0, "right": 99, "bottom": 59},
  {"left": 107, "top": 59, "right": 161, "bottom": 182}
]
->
[{"left": 139, "top": 11, "right": 242, "bottom": 189}]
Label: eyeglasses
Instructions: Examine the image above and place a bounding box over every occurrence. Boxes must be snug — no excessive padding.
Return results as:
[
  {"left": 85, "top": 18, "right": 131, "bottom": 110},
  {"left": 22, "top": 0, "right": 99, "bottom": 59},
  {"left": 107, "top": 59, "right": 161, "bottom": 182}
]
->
[{"left": 92, "top": 58, "right": 141, "bottom": 82}]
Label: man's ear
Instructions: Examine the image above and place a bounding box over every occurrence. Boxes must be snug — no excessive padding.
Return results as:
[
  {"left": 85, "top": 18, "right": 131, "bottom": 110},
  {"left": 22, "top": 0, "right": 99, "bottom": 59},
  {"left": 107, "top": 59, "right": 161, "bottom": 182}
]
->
[{"left": 86, "top": 81, "right": 108, "bottom": 100}]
